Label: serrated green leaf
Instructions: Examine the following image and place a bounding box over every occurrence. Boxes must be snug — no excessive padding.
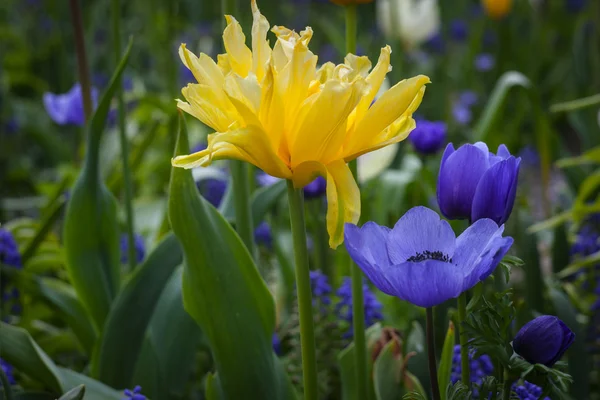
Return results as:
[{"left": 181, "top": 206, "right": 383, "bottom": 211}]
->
[
  {"left": 168, "top": 114, "right": 296, "bottom": 400},
  {"left": 63, "top": 39, "right": 133, "bottom": 331},
  {"left": 95, "top": 233, "right": 183, "bottom": 387}
]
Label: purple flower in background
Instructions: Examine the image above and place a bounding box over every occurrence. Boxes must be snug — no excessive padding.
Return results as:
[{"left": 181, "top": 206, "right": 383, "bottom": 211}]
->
[
  {"left": 272, "top": 333, "right": 282, "bottom": 355},
  {"left": 513, "top": 315, "right": 575, "bottom": 367},
  {"left": 318, "top": 44, "right": 339, "bottom": 64},
  {"left": 409, "top": 120, "right": 447, "bottom": 155},
  {"left": 335, "top": 277, "right": 383, "bottom": 337},
  {"left": 310, "top": 270, "right": 332, "bottom": 305},
  {"left": 345, "top": 207, "right": 513, "bottom": 308},
  {"left": 0, "top": 228, "right": 22, "bottom": 269},
  {"left": 452, "top": 103, "right": 473, "bottom": 125},
  {"left": 256, "top": 171, "right": 281, "bottom": 187},
  {"left": 122, "top": 385, "right": 147, "bottom": 400},
  {"left": 120, "top": 234, "right": 146, "bottom": 265},
  {"left": 3, "top": 118, "right": 19, "bottom": 135},
  {"left": 475, "top": 53, "right": 495, "bottom": 71},
  {"left": 450, "top": 345, "right": 493, "bottom": 398},
  {"left": 450, "top": 19, "right": 469, "bottom": 41},
  {"left": 43, "top": 83, "right": 98, "bottom": 126},
  {"left": 425, "top": 33, "right": 445, "bottom": 53},
  {"left": 254, "top": 222, "right": 272, "bottom": 249},
  {"left": 512, "top": 381, "right": 550, "bottom": 400},
  {"left": 519, "top": 146, "right": 541, "bottom": 167},
  {"left": 437, "top": 143, "right": 521, "bottom": 225},
  {"left": 0, "top": 358, "right": 15, "bottom": 385},
  {"left": 459, "top": 91, "right": 478, "bottom": 107},
  {"left": 197, "top": 178, "right": 228, "bottom": 208},
  {"left": 566, "top": 0, "right": 586, "bottom": 13},
  {"left": 304, "top": 176, "right": 327, "bottom": 199}
]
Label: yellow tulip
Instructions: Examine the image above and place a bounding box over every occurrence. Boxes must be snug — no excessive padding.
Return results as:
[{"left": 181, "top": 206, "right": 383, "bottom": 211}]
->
[
  {"left": 172, "top": 0, "right": 429, "bottom": 248},
  {"left": 482, "top": 0, "right": 513, "bottom": 19}
]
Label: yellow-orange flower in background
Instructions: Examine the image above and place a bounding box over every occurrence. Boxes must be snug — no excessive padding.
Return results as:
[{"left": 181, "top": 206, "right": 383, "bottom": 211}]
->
[
  {"left": 482, "top": 0, "right": 512, "bottom": 19},
  {"left": 172, "top": 0, "right": 429, "bottom": 248}
]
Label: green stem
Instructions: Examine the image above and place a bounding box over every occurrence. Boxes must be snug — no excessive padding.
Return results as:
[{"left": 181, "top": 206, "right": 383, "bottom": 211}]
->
[
  {"left": 286, "top": 180, "right": 318, "bottom": 400},
  {"left": 112, "top": 0, "right": 136, "bottom": 272},
  {"left": 69, "top": 0, "right": 93, "bottom": 122},
  {"left": 345, "top": 5, "right": 369, "bottom": 399},
  {"left": 457, "top": 292, "right": 471, "bottom": 388},
  {"left": 502, "top": 370, "right": 512, "bottom": 400},
  {"left": 0, "top": 365, "right": 14, "bottom": 400},
  {"left": 550, "top": 93, "right": 600, "bottom": 113},
  {"left": 426, "top": 307, "right": 441, "bottom": 400}
]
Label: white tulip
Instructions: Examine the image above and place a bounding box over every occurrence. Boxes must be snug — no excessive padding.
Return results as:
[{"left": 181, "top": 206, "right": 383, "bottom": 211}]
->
[{"left": 377, "top": 0, "right": 441, "bottom": 48}]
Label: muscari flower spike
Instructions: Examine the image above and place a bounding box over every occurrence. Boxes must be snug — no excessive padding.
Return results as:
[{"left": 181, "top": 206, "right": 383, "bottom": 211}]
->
[
  {"left": 122, "top": 385, "right": 147, "bottom": 400},
  {"left": 254, "top": 221, "right": 273, "bottom": 249},
  {"left": 450, "top": 345, "right": 494, "bottom": 398},
  {"left": 409, "top": 119, "right": 446, "bottom": 155},
  {"left": 310, "top": 270, "right": 332, "bottom": 306},
  {"left": 43, "top": 83, "right": 99, "bottom": 126},
  {"left": 437, "top": 142, "right": 521, "bottom": 225},
  {"left": 335, "top": 277, "right": 383, "bottom": 338},
  {"left": 120, "top": 234, "right": 146, "bottom": 265},
  {"left": 512, "top": 381, "right": 550, "bottom": 400},
  {"left": 172, "top": 0, "right": 429, "bottom": 248},
  {"left": 474, "top": 53, "right": 495, "bottom": 72},
  {"left": 0, "top": 228, "right": 22, "bottom": 268},
  {"left": 345, "top": 206, "right": 513, "bottom": 308},
  {"left": 512, "top": 315, "right": 575, "bottom": 367},
  {"left": 0, "top": 358, "right": 16, "bottom": 385}
]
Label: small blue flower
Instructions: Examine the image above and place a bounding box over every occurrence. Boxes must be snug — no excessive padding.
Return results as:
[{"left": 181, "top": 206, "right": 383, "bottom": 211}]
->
[
  {"left": 458, "top": 91, "right": 479, "bottom": 107},
  {"left": 43, "top": 83, "right": 99, "bottom": 126},
  {"left": 310, "top": 270, "right": 331, "bottom": 305},
  {"left": 120, "top": 234, "right": 146, "bottom": 265},
  {"left": 0, "top": 358, "right": 16, "bottom": 385},
  {"left": 272, "top": 333, "right": 282, "bottom": 355},
  {"left": 254, "top": 222, "right": 272, "bottom": 249},
  {"left": 335, "top": 277, "right": 383, "bottom": 337},
  {"left": 409, "top": 120, "right": 447, "bottom": 155},
  {"left": 437, "top": 142, "right": 521, "bottom": 225},
  {"left": 425, "top": 33, "right": 445, "bottom": 54},
  {"left": 474, "top": 53, "right": 495, "bottom": 72},
  {"left": 197, "top": 178, "right": 228, "bottom": 208},
  {"left": 566, "top": 0, "right": 586, "bottom": 12},
  {"left": 450, "top": 19, "right": 468, "bottom": 41},
  {"left": 304, "top": 176, "right": 327, "bottom": 199},
  {"left": 512, "top": 381, "right": 550, "bottom": 400},
  {"left": 452, "top": 103, "right": 473, "bottom": 125},
  {"left": 513, "top": 315, "right": 575, "bottom": 367},
  {"left": 122, "top": 385, "right": 147, "bottom": 400},
  {"left": 345, "top": 207, "right": 513, "bottom": 308},
  {"left": 0, "top": 228, "right": 22, "bottom": 268},
  {"left": 450, "top": 345, "right": 493, "bottom": 398}
]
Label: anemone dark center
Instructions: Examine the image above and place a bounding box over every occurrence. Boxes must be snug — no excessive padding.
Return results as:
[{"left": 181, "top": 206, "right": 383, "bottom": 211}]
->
[{"left": 406, "top": 250, "right": 452, "bottom": 263}]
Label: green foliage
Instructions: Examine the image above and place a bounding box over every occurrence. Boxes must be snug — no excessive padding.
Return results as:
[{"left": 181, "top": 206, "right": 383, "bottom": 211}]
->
[
  {"left": 57, "top": 385, "right": 85, "bottom": 400},
  {"left": 437, "top": 321, "right": 456, "bottom": 400},
  {"left": 62, "top": 39, "right": 133, "bottom": 331},
  {"left": 168, "top": 114, "right": 295, "bottom": 400}
]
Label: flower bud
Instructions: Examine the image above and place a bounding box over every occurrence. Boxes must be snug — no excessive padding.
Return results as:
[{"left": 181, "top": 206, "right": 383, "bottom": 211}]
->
[
  {"left": 481, "top": 0, "right": 512, "bottom": 19},
  {"left": 512, "top": 315, "right": 575, "bottom": 367},
  {"left": 409, "top": 120, "right": 447, "bottom": 155}
]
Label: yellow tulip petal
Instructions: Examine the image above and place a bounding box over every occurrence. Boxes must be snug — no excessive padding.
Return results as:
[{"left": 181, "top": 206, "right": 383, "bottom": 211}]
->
[
  {"left": 344, "top": 74, "right": 429, "bottom": 157},
  {"left": 223, "top": 15, "right": 253, "bottom": 77},
  {"left": 179, "top": 45, "right": 226, "bottom": 89},
  {"left": 343, "top": 53, "right": 372, "bottom": 80},
  {"left": 172, "top": 140, "right": 244, "bottom": 169},
  {"left": 179, "top": 84, "right": 237, "bottom": 132},
  {"left": 324, "top": 160, "right": 360, "bottom": 249},
  {"left": 224, "top": 74, "right": 261, "bottom": 114},
  {"left": 217, "top": 53, "right": 232, "bottom": 75},
  {"left": 290, "top": 79, "right": 366, "bottom": 167},
  {"left": 345, "top": 115, "right": 417, "bottom": 161},
  {"left": 251, "top": 0, "right": 271, "bottom": 82}
]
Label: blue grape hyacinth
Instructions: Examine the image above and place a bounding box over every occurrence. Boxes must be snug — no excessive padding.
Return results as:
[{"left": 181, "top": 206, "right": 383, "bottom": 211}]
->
[
  {"left": 254, "top": 222, "right": 273, "bottom": 249},
  {"left": 122, "top": 386, "right": 146, "bottom": 400},
  {"left": 120, "top": 234, "right": 146, "bottom": 265},
  {"left": 335, "top": 277, "right": 383, "bottom": 338},
  {"left": 0, "top": 228, "right": 22, "bottom": 268},
  {"left": 450, "top": 345, "right": 493, "bottom": 398},
  {"left": 512, "top": 381, "right": 550, "bottom": 400},
  {"left": 0, "top": 358, "right": 16, "bottom": 385},
  {"left": 310, "top": 270, "right": 332, "bottom": 306}
]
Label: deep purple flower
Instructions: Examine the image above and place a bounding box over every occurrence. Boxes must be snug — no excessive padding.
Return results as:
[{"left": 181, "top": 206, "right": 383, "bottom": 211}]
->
[
  {"left": 120, "top": 234, "right": 146, "bottom": 265},
  {"left": 0, "top": 229, "right": 22, "bottom": 268},
  {"left": 254, "top": 222, "right": 272, "bottom": 249},
  {"left": 474, "top": 53, "right": 495, "bottom": 72},
  {"left": 43, "top": 83, "right": 98, "bottom": 126},
  {"left": 304, "top": 176, "right": 327, "bottom": 199},
  {"left": 272, "top": 333, "right": 282, "bottom": 355},
  {"left": 513, "top": 315, "right": 575, "bottom": 367},
  {"left": 450, "top": 19, "right": 468, "bottom": 41},
  {"left": 437, "top": 142, "right": 521, "bottom": 225},
  {"left": 310, "top": 270, "right": 331, "bottom": 305},
  {"left": 512, "top": 381, "right": 550, "bottom": 400},
  {"left": 0, "top": 358, "right": 15, "bottom": 385},
  {"left": 409, "top": 120, "right": 447, "bottom": 155},
  {"left": 344, "top": 207, "right": 513, "bottom": 308},
  {"left": 122, "top": 385, "right": 146, "bottom": 400},
  {"left": 335, "top": 277, "right": 383, "bottom": 337},
  {"left": 450, "top": 345, "right": 493, "bottom": 398}
]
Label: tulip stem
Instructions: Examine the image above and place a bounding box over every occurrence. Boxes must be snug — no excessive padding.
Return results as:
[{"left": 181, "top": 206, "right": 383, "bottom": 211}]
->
[
  {"left": 111, "top": 0, "right": 136, "bottom": 273},
  {"left": 68, "top": 0, "right": 93, "bottom": 122},
  {"left": 457, "top": 292, "right": 471, "bottom": 388},
  {"left": 286, "top": 180, "right": 319, "bottom": 400},
  {"left": 230, "top": 161, "right": 255, "bottom": 257},
  {"left": 345, "top": 5, "right": 369, "bottom": 400},
  {"left": 426, "top": 307, "right": 442, "bottom": 400}
]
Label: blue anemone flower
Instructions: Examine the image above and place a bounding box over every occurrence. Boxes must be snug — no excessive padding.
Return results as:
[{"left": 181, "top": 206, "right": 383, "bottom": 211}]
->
[
  {"left": 409, "top": 120, "right": 447, "bottom": 155},
  {"left": 122, "top": 386, "right": 146, "bottom": 400},
  {"left": 437, "top": 142, "right": 521, "bottom": 225},
  {"left": 513, "top": 315, "right": 575, "bottom": 367},
  {"left": 344, "top": 207, "right": 513, "bottom": 308},
  {"left": 43, "top": 83, "right": 98, "bottom": 126}
]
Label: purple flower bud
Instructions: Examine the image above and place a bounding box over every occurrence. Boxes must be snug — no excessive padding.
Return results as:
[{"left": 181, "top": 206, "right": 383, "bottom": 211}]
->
[
  {"left": 437, "top": 142, "right": 521, "bottom": 225},
  {"left": 512, "top": 315, "right": 575, "bottom": 367},
  {"left": 409, "top": 120, "right": 447, "bottom": 155},
  {"left": 474, "top": 53, "right": 495, "bottom": 72}
]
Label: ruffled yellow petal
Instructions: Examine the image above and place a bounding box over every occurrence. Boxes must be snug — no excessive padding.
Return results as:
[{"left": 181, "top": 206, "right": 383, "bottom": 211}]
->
[
  {"left": 343, "top": 53, "right": 372, "bottom": 81},
  {"left": 344, "top": 74, "right": 429, "bottom": 159},
  {"left": 290, "top": 79, "right": 367, "bottom": 168},
  {"left": 324, "top": 160, "right": 360, "bottom": 249},
  {"left": 223, "top": 15, "right": 253, "bottom": 77},
  {"left": 178, "top": 84, "right": 237, "bottom": 132},
  {"left": 179, "top": 45, "right": 225, "bottom": 88},
  {"left": 251, "top": 0, "right": 271, "bottom": 82}
]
